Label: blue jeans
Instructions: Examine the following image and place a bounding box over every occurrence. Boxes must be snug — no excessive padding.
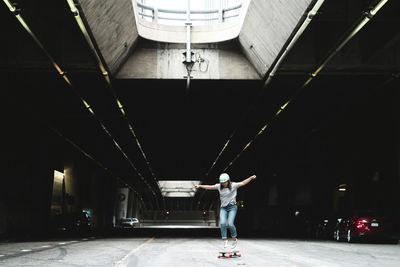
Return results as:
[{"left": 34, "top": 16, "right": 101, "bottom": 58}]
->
[{"left": 219, "top": 204, "right": 237, "bottom": 239}]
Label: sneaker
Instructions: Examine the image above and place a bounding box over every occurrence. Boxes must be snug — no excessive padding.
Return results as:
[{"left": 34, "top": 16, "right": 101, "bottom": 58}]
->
[
  {"left": 223, "top": 239, "right": 229, "bottom": 249},
  {"left": 231, "top": 239, "right": 238, "bottom": 250}
]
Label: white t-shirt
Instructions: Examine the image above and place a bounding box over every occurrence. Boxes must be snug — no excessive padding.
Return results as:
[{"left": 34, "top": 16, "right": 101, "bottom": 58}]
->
[{"left": 214, "top": 182, "right": 239, "bottom": 207}]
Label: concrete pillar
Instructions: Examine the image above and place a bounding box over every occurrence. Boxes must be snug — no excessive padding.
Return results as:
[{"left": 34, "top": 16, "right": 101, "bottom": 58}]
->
[
  {"left": 0, "top": 201, "right": 8, "bottom": 237},
  {"left": 89, "top": 171, "right": 100, "bottom": 230},
  {"left": 95, "top": 172, "right": 109, "bottom": 230},
  {"left": 394, "top": 84, "right": 400, "bottom": 233},
  {"left": 134, "top": 194, "right": 142, "bottom": 219},
  {"left": 101, "top": 172, "right": 117, "bottom": 230},
  {"left": 396, "top": 87, "right": 400, "bottom": 189},
  {"left": 30, "top": 134, "right": 60, "bottom": 236},
  {"left": 64, "top": 161, "right": 80, "bottom": 214},
  {"left": 115, "top": 187, "right": 129, "bottom": 222},
  {"left": 127, "top": 189, "right": 135, "bottom": 218}
]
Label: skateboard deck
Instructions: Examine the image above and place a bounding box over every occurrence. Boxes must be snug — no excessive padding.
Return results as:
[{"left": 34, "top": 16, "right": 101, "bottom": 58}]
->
[{"left": 218, "top": 250, "right": 241, "bottom": 258}]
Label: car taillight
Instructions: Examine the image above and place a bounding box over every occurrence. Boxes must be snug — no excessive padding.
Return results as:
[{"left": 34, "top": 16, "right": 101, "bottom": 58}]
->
[{"left": 356, "top": 219, "right": 370, "bottom": 229}]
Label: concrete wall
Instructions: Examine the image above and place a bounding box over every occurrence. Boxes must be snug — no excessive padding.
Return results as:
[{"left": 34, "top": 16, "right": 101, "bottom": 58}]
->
[
  {"left": 238, "top": 0, "right": 313, "bottom": 77},
  {"left": 140, "top": 210, "right": 217, "bottom": 226},
  {"left": 116, "top": 40, "right": 260, "bottom": 80},
  {"left": 0, "top": 126, "right": 62, "bottom": 237},
  {"left": 78, "top": 0, "right": 139, "bottom": 74},
  {"left": 0, "top": 122, "right": 118, "bottom": 237},
  {"left": 63, "top": 157, "right": 118, "bottom": 231}
]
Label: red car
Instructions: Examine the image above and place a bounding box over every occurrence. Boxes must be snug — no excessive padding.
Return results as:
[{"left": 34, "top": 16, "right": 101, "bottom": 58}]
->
[{"left": 334, "top": 210, "right": 396, "bottom": 243}]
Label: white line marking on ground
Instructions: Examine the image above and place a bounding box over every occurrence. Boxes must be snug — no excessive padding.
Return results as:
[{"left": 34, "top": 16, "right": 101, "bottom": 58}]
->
[
  {"left": 0, "top": 255, "right": 4, "bottom": 257},
  {"left": 81, "top": 238, "right": 88, "bottom": 241},
  {"left": 58, "top": 242, "right": 67, "bottom": 245},
  {"left": 40, "top": 245, "right": 51, "bottom": 248},
  {"left": 112, "top": 237, "right": 155, "bottom": 267},
  {"left": 21, "top": 250, "right": 31, "bottom": 252}
]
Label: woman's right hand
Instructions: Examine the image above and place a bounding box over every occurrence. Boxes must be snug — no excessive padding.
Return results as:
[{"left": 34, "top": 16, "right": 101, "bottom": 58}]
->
[{"left": 194, "top": 185, "right": 199, "bottom": 189}]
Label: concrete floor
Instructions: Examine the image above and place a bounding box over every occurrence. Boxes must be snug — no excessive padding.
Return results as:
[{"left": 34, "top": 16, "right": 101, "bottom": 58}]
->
[{"left": 0, "top": 237, "right": 399, "bottom": 267}]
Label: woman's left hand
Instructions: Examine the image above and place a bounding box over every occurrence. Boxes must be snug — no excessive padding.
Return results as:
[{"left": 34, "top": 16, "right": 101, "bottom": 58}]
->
[{"left": 251, "top": 175, "right": 257, "bottom": 180}]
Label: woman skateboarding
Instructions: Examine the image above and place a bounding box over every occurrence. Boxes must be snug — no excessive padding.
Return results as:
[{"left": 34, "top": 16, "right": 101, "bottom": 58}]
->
[{"left": 195, "top": 173, "right": 256, "bottom": 249}]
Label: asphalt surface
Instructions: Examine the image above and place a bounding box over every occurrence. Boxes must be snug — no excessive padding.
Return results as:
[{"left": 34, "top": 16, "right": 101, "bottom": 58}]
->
[{"left": 0, "top": 236, "right": 399, "bottom": 266}]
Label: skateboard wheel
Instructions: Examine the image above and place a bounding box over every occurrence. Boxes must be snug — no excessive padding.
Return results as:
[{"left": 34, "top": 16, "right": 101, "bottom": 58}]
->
[
  {"left": 217, "top": 255, "right": 221, "bottom": 259},
  {"left": 238, "top": 253, "right": 242, "bottom": 257},
  {"left": 227, "top": 254, "right": 232, "bottom": 258}
]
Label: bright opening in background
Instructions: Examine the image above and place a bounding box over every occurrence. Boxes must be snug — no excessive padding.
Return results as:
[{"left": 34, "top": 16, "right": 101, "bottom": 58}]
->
[
  {"left": 158, "top": 180, "right": 201, "bottom": 197},
  {"left": 136, "top": 0, "right": 242, "bottom": 26}
]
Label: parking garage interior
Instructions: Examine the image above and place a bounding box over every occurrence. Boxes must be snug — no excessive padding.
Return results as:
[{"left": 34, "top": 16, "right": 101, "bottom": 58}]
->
[{"left": 1, "top": 0, "right": 400, "bottom": 266}]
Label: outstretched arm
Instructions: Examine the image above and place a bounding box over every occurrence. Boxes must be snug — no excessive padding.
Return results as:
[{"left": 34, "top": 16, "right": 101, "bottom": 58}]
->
[
  {"left": 195, "top": 185, "right": 216, "bottom": 190},
  {"left": 238, "top": 175, "right": 256, "bottom": 188}
]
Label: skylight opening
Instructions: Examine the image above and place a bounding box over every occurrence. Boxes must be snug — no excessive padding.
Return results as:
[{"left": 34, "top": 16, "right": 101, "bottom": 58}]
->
[{"left": 136, "top": 0, "right": 243, "bottom": 26}]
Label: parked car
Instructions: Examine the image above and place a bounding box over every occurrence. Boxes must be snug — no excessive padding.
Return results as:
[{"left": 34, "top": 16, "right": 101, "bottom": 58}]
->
[
  {"left": 334, "top": 210, "right": 396, "bottom": 243},
  {"left": 315, "top": 217, "right": 336, "bottom": 240},
  {"left": 120, "top": 218, "right": 139, "bottom": 228},
  {"left": 53, "top": 212, "right": 91, "bottom": 234}
]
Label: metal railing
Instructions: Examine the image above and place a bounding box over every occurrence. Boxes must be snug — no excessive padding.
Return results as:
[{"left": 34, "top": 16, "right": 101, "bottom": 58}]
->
[{"left": 137, "top": 2, "right": 242, "bottom": 25}]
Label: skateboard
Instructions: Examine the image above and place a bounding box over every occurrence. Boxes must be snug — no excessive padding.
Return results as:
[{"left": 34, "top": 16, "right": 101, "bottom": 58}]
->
[{"left": 218, "top": 250, "right": 241, "bottom": 258}]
